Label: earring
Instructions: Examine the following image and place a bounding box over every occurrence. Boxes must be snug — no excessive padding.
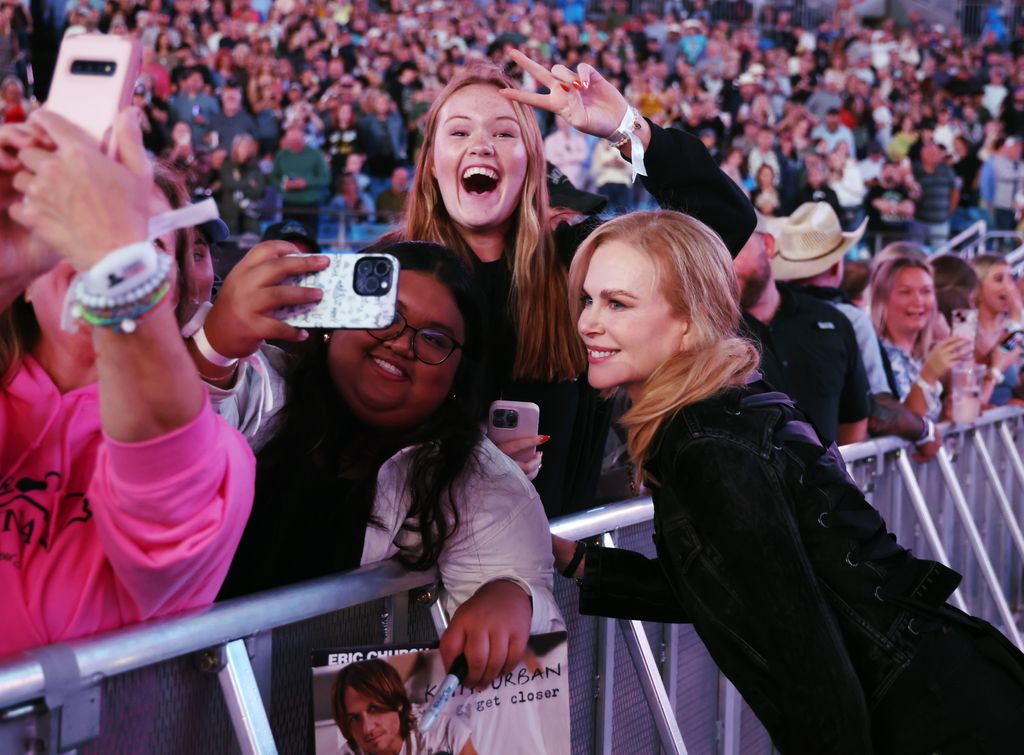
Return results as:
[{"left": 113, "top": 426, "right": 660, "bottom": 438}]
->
[{"left": 323, "top": 332, "right": 332, "bottom": 343}]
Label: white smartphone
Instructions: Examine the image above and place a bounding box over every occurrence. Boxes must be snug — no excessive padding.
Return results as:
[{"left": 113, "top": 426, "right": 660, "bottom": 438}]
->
[
  {"left": 951, "top": 308, "right": 978, "bottom": 344},
  {"left": 486, "top": 400, "right": 541, "bottom": 463},
  {"left": 45, "top": 34, "right": 142, "bottom": 152},
  {"left": 277, "top": 253, "right": 399, "bottom": 329}
]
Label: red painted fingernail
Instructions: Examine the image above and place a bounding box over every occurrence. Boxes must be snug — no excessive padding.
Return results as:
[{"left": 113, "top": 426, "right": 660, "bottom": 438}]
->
[
  {"left": 572, "top": 80, "right": 583, "bottom": 89},
  {"left": 538, "top": 435, "right": 551, "bottom": 445},
  {"left": 559, "top": 83, "right": 571, "bottom": 92}
]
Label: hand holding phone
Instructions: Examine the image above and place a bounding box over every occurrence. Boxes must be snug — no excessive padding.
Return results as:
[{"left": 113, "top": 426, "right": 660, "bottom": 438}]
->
[
  {"left": 200, "top": 242, "right": 331, "bottom": 360},
  {"left": 951, "top": 308, "right": 978, "bottom": 347},
  {"left": 487, "top": 400, "right": 542, "bottom": 465},
  {"left": 45, "top": 34, "right": 142, "bottom": 154},
  {"left": 277, "top": 252, "right": 399, "bottom": 330}
]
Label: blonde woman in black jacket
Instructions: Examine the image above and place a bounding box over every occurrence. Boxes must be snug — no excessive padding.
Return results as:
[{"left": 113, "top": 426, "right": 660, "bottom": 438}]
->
[{"left": 556, "top": 209, "right": 1024, "bottom": 754}]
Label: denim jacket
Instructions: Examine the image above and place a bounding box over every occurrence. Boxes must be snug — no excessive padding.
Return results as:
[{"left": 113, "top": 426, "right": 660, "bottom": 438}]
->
[{"left": 580, "top": 381, "right": 962, "bottom": 754}]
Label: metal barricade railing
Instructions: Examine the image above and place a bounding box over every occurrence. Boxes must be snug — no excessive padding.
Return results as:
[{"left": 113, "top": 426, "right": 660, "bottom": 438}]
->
[{"left": 2, "top": 408, "right": 1024, "bottom": 754}]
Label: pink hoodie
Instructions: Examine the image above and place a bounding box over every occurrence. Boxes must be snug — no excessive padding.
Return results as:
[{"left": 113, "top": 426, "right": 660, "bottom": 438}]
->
[{"left": 1, "top": 356, "right": 255, "bottom": 657}]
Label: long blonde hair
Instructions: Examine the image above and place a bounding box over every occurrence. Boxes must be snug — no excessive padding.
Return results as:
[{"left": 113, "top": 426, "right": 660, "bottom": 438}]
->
[
  {"left": 394, "top": 65, "right": 585, "bottom": 382},
  {"left": 568, "top": 210, "right": 760, "bottom": 470},
  {"left": 869, "top": 256, "right": 936, "bottom": 361}
]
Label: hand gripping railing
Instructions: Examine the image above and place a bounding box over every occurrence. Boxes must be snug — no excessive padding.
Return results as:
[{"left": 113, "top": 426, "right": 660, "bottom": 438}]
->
[{"left": 2, "top": 407, "right": 1023, "bottom": 754}]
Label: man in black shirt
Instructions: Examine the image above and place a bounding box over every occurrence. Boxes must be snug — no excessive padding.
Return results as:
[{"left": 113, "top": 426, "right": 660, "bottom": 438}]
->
[{"left": 734, "top": 217, "right": 869, "bottom": 445}]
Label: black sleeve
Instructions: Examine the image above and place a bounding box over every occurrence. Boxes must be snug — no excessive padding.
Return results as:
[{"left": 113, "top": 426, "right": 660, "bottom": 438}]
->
[
  {"left": 837, "top": 315, "right": 871, "bottom": 424},
  {"left": 640, "top": 121, "right": 756, "bottom": 258},
  {"left": 659, "top": 438, "right": 873, "bottom": 755},
  {"left": 579, "top": 545, "right": 691, "bottom": 623}
]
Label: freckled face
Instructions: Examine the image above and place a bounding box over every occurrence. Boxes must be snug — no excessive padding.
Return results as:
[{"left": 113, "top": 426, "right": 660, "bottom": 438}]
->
[{"left": 430, "top": 84, "right": 529, "bottom": 235}]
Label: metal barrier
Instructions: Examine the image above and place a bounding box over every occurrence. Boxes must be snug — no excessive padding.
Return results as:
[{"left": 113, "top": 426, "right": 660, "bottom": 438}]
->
[{"left": 2, "top": 408, "right": 1024, "bottom": 755}]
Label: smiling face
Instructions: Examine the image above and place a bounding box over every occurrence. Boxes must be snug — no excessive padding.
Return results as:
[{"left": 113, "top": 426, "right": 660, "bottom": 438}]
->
[
  {"left": 577, "top": 240, "right": 691, "bottom": 399},
  {"left": 429, "top": 83, "right": 529, "bottom": 235},
  {"left": 327, "top": 271, "right": 464, "bottom": 431},
  {"left": 342, "top": 687, "right": 403, "bottom": 755},
  {"left": 885, "top": 266, "right": 935, "bottom": 340},
  {"left": 977, "top": 262, "right": 1015, "bottom": 317}
]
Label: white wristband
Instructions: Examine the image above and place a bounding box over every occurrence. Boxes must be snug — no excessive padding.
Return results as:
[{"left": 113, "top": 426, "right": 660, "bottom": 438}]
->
[
  {"left": 193, "top": 323, "right": 239, "bottom": 367},
  {"left": 607, "top": 105, "right": 648, "bottom": 181},
  {"left": 82, "top": 241, "right": 159, "bottom": 299}
]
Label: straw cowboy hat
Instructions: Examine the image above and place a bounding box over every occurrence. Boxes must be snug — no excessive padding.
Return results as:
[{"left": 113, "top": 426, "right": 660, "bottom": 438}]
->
[{"left": 764, "top": 202, "right": 867, "bottom": 281}]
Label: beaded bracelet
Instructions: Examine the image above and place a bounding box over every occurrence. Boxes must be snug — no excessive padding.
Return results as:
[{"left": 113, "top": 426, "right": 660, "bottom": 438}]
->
[
  {"left": 75, "top": 280, "right": 172, "bottom": 334},
  {"left": 71, "top": 252, "right": 173, "bottom": 334}
]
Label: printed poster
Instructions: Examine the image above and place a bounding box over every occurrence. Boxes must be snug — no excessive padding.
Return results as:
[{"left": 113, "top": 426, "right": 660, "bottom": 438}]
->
[{"left": 311, "top": 631, "right": 570, "bottom": 755}]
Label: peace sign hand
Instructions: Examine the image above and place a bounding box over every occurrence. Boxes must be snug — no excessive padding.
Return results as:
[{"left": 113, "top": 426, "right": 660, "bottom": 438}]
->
[{"left": 500, "top": 49, "right": 634, "bottom": 142}]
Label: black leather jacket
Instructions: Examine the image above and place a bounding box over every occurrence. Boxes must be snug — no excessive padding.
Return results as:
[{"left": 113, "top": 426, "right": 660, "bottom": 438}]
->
[{"left": 580, "top": 381, "right": 963, "bottom": 755}]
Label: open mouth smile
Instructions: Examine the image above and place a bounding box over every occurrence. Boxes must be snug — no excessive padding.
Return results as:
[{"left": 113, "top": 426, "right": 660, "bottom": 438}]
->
[{"left": 461, "top": 166, "right": 499, "bottom": 194}]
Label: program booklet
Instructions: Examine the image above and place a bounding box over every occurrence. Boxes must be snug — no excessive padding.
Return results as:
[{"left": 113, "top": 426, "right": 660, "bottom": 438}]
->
[{"left": 311, "top": 631, "right": 570, "bottom": 755}]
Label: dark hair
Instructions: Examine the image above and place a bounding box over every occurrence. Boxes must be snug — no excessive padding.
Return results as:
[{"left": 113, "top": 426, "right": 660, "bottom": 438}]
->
[
  {"left": 256, "top": 241, "right": 486, "bottom": 570},
  {"left": 839, "top": 259, "right": 870, "bottom": 304},
  {"left": 332, "top": 660, "right": 414, "bottom": 750},
  {"left": 931, "top": 254, "right": 978, "bottom": 324}
]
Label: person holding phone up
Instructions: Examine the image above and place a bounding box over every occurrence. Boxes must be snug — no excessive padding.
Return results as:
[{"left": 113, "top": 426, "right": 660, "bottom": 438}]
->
[
  {"left": 0, "top": 109, "right": 255, "bottom": 657},
  {"left": 385, "top": 49, "right": 754, "bottom": 517},
  {"left": 200, "top": 241, "right": 561, "bottom": 690}
]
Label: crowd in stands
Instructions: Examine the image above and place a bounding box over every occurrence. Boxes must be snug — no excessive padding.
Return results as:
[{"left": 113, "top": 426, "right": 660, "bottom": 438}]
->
[
  {"left": 2, "top": 0, "right": 1023, "bottom": 249},
  {"left": 4, "top": 2, "right": 1024, "bottom": 750}
]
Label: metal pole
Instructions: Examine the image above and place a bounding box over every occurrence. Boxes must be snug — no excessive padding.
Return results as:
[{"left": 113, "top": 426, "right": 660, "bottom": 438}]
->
[
  {"left": 998, "top": 422, "right": 1024, "bottom": 491},
  {"left": 595, "top": 531, "right": 617, "bottom": 755},
  {"left": 972, "top": 432, "right": 1024, "bottom": 564},
  {"left": 720, "top": 679, "right": 743, "bottom": 755},
  {"left": 936, "top": 448, "right": 1024, "bottom": 649},
  {"left": 600, "top": 533, "right": 687, "bottom": 754},
  {"left": 595, "top": 614, "right": 616, "bottom": 755},
  {"left": 219, "top": 640, "right": 278, "bottom": 755},
  {"left": 616, "top": 616, "right": 687, "bottom": 755},
  {"left": 896, "top": 453, "right": 968, "bottom": 611}
]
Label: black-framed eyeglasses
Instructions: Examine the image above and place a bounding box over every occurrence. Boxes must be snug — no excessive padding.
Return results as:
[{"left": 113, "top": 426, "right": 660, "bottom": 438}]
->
[{"left": 368, "top": 312, "right": 463, "bottom": 365}]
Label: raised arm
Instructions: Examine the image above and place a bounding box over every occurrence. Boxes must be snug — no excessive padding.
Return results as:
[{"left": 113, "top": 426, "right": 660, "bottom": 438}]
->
[
  {"left": 11, "top": 110, "right": 202, "bottom": 441},
  {"left": 500, "top": 49, "right": 755, "bottom": 256}
]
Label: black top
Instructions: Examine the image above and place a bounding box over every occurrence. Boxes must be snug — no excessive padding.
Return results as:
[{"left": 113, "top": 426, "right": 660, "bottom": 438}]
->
[
  {"left": 740, "top": 283, "right": 870, "bottom": 443},
  {"left": 577, "top": 382, "right": 986, "bottom": 755},
  {"left": 478, "top": 121, "right": 756, "bottom": 517},
  {"left": 219, "top": 471, "right": 372, "bottom": 599}
]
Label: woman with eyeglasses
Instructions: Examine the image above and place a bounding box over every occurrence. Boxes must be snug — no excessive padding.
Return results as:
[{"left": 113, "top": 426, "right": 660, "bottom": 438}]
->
[{"left": 209, "top": 240, "right": 559, "bottom": 689}]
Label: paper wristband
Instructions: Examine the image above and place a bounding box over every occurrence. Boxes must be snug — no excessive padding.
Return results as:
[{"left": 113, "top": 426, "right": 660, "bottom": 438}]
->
[
  {"left": 193, "top": 323, "right": 239, "bottom": 367},
  {"left": 611, "top": 106, "right": 649, "bottom": 181}
]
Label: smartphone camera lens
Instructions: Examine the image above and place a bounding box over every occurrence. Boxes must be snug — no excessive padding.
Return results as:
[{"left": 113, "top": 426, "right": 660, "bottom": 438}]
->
[{"left": 354, "top": 256, "right": 393, "bottom": 297}]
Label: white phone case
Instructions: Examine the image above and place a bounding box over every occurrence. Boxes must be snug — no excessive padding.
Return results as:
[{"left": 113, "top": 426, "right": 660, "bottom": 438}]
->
[
  {"left": 46, "top": 34, "right": 142, "bottom": 151},
  {"left": 486, "top": 400, "right": 541, "bottom": 463},
  {"left": 277, "top": 253, "right": 400, "bottom": 329}
]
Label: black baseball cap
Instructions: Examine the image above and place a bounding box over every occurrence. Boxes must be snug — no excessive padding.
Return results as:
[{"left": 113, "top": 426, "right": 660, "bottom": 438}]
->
[
  {"left": 546, "top": 162, "right": 607, "bottom": 215},
  {"left": 261, "top": 220, "right": 321, "bottom": 252}
]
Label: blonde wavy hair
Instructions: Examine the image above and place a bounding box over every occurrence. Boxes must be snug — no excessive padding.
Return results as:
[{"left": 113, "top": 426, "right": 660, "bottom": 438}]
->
[
  {"left": 568, "top": 210, "right": 760, "bottom": 471},
  {"left": 869, "top": 256, "right": 936, "bottom": 361},
  {"left": 392, "top": 65, "right": 585, "bottom": 382}
]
